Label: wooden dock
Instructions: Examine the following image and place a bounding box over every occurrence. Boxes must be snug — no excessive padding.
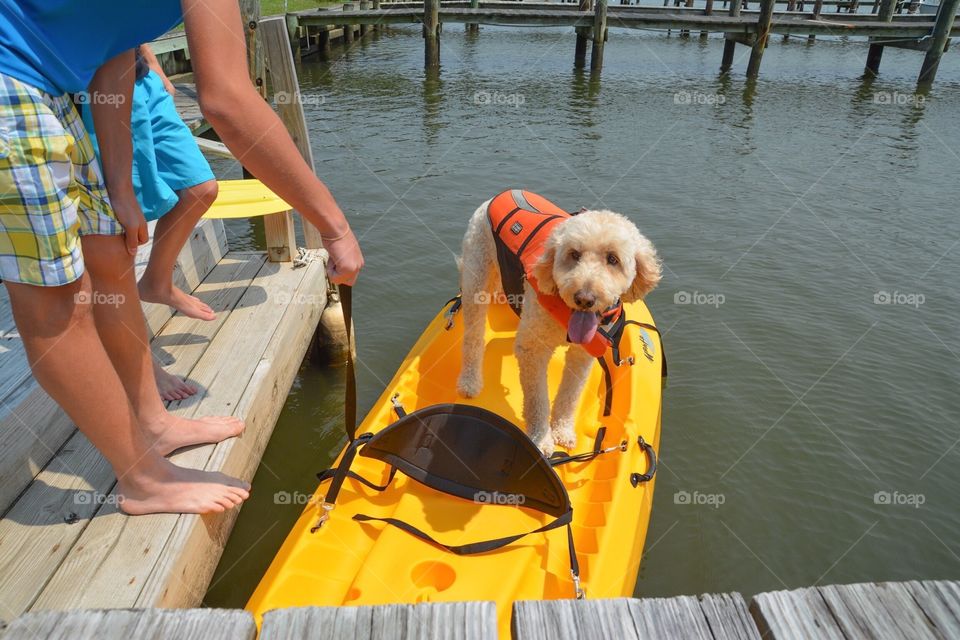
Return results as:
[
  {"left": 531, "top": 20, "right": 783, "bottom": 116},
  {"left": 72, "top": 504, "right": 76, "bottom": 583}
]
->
[
  {"left": 0, "top": 218, "right": 330, "bottom": 618},
  {"left": 288, "top": 0, "right": 958, "bottom": 83},
  {"left": 0, "top": 581, "right": 957, "bottom": 638}
]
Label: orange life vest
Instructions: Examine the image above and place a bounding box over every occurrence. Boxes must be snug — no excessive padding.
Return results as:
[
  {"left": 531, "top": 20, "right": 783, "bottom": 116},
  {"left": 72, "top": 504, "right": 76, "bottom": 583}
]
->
[{"left": 486, "top": 189, "right": 623, "bottom": 358}]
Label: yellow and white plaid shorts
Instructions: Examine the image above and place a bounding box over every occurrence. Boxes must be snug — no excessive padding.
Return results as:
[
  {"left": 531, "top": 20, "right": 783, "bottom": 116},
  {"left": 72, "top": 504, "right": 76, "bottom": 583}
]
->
[{"left": 0, "top": 72, "right": 123, "bottom": 287}]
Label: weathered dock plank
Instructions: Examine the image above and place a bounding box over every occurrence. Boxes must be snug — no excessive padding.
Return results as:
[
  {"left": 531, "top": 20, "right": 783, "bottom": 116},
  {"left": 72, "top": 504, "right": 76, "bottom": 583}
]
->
[
  {"left": 259, "top": 602, "right": 498, "bottom": 640},
  {"left": 750, "top": 581, "right": 960, "bottom": 639},
  {"left": 1, "top": 609, "right": 255, "bottom": 640},
  {"left": 511, "top": 594, "right": 760, "bottom": 639}
]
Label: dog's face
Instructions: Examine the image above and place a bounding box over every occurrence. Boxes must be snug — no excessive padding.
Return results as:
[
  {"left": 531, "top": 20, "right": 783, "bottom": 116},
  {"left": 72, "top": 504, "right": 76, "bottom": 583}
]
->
[{"left": 531, "top": 210, "right": 661, "bottom": 313}]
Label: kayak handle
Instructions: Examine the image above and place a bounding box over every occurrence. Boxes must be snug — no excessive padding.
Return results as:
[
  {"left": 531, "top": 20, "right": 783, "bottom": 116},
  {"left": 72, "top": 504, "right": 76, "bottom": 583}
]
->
[{"left": 630, "top": 436, "right": 657, "bottom": 486}]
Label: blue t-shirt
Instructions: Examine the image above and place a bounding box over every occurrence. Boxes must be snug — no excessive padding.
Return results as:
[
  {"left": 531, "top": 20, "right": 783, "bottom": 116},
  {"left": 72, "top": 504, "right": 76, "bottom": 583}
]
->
[{"left": 0, "top": 0, "right": 182, "bottom": 95}]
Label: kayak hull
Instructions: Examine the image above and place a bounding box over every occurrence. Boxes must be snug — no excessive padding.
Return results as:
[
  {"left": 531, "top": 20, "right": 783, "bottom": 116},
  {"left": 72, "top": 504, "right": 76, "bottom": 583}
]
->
[{"left": 247, "top": 300, "right": 664, "bottom": 635}]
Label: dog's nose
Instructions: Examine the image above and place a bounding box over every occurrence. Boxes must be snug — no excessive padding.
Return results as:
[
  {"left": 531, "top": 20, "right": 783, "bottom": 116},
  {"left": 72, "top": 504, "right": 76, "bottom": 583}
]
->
[{"left": 574, "top": 291, "right": 596, "bottom": 309}]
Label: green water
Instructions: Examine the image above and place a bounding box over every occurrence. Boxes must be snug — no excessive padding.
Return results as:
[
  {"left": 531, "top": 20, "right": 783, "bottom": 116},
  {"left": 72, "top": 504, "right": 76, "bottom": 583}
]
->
[{"left": 204, "top": 26, "right": 960, "bottom": 608}]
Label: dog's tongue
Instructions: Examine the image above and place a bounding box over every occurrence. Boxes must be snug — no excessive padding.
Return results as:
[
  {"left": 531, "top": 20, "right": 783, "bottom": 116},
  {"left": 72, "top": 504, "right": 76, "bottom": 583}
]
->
[{"left": 568, "top": 311, "right": 600, "bottom": 344}]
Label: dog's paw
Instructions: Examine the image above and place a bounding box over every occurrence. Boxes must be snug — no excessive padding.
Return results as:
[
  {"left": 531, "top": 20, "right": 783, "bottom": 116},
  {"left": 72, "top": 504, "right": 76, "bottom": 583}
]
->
[
  {"left": 456, "top": 371, "right": 483, "bottom": 398},
  {"left": 551, "top": 419, "right": 578, "bottom": 451},
  {"left": 531, "top": 429, "right": 555, "bottom": 457}
]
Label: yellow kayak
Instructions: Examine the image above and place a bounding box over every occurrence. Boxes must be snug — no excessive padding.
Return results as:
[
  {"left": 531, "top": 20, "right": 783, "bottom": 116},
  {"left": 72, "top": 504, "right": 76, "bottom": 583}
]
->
[{"left": 246, "top": 298, "right": 664, "bottom": 636}]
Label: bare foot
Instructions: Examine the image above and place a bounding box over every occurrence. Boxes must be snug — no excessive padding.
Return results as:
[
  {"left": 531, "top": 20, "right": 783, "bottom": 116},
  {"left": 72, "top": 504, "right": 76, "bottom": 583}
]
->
[
  {"left": 118, "top": 460, "right": 250, "bottom": 515},
  {"left": 139, "top": 280, "right": 216, "bottom": 321},
  {"left": 153, "top": 359, "right": 197, "bottom": 402},
  {"left": 144, "top": 412, "right": 245, "bottom": 456}
]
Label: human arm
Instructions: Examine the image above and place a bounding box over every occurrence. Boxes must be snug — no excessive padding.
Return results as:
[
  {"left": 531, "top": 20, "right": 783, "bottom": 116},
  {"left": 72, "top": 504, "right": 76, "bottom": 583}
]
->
[
  {"left": 181, "top": 0, "right": 363, "bottom": 285},
  {"left": 88, "top": 50, "right": 147, "bottom": 256},
  {"left": 139, "top": 44, "right": 177, "bottom": 96}
]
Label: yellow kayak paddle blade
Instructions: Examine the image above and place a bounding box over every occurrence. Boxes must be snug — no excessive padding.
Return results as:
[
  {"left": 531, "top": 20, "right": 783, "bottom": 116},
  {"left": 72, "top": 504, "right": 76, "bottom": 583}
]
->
[{"left": 204, "top": 179, "right": 292, "bottom": 219}]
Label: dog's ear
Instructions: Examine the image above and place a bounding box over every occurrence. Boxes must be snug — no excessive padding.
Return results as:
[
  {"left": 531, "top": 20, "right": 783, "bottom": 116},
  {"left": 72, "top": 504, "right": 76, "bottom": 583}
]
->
[
  {"left": 531, "top": 238, "right": 558, "bottom": 294},
  {"left": 622, "top": 234, "right": 662, "bottom": 303}
]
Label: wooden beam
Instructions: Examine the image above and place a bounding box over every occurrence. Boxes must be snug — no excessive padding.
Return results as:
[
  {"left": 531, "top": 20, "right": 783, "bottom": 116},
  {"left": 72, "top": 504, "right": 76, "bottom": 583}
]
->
[
  {"left": 260, "top": 16, "right": 324, "bottom": 251},
  {"left": 918, "top": 0, "right": 960, "bottom": 84},
  {"left": 2, "top": 609, "right": 256, "bottom": 640},
  {"left": 721, "top": 0, "right": 742, "bottom": 71},
  {"left": 424, "top": 0, "right": 441, "bottom": 67},
  {"left": 864, "top": 0, "right": 898, "bottom": 74},
  {"left": 575, "top": 0, "right": 591, "bottom": 66},
  {"left": 591, "top": 0, "right": 608, "bottom": 71},
  {"left": 746, "top": 0, "right": 775, "bottom": 77}
]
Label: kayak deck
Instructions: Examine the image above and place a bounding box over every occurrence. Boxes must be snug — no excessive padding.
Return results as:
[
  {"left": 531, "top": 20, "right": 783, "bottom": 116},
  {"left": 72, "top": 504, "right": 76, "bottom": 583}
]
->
[{"left": 247, "top": 300, "right": 663, "bottom": 634}]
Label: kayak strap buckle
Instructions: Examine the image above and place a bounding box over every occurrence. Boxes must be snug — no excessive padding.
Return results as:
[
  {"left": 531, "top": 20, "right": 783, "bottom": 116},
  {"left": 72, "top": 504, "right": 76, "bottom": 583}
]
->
[
  {"left": 310, "top": 501, "right": 335, "bottom": 533},
  {"left": 572, "top": 570, "right": 585, "bottom": 600}
]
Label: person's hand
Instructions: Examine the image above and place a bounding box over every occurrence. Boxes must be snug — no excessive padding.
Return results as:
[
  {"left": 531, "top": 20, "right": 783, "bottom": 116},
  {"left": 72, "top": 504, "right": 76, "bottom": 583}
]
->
[
  {"left": 324, "top": 228, "right": 363, "bottom": 286},
  {"left": 111, "top": 193, "right": 149, "bottom": 256}
]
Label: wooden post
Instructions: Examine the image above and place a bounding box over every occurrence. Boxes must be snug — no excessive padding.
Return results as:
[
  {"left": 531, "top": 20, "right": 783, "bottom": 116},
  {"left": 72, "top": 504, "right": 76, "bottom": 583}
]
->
[
  {"left": 681, "top": 0, "right": 694, "bottom": 36},
  {"left": 864, "top": 0, "right": 897, "bottom": 75},
  {"left": 240, "top": 0, "right": 267, "bottom": 100},
  {"left": 808, "top": 0, "right": 823, "bottom": 40},
  {"left": 261, "top": 17, "right": 324, "bottom": 252},
  {"left": 342, "top": 3, "right": 355, "bottom": 45},
  {"left": 359, "top": 0, "right": 370, "bottom": 36},
  {"left": 372, "top": 0, "right": 381, "bottom": 33},
  {"left": 424, "top": 0, "right": 440, "bottom": 68},
  {"left": 590, "top": 0, "right": 608, "bottom": 71},
  {"left": 467, "top": 0, "right": 480, "bottom": 33},
  {"left": 918, "top": 0, "right": 960, "bottom": 84},
  {"left": 720, "top": 0, "right": 741, "bottom": 72},
  {"left": 702, "top": 0, "right": 714, "bottom": 37},
  {"left": 319, "top": 27, "right": 332, "bottom": 55},
  {"left": 285, "top": 13, "right": 302, "bottom": 62},
  {"left": 575, "top": 0, "right": 591, "bottom": 66},
  {"left": 746, "top": 0, "right": 775, "bottom": 77}
]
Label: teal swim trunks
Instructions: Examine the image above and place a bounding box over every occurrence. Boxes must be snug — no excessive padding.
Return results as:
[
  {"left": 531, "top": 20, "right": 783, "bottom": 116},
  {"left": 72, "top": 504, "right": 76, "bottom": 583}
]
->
[{"left": 82, "top": 70, "right": 215, "bottom": 221}]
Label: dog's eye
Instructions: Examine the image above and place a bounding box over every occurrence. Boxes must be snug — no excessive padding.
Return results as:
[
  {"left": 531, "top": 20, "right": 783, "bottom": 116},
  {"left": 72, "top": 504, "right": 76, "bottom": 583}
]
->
[
  {"left": 606, "top": 253, "right": 620, "bottom": 266},
  {"left": 569, "top": 250, "right": 581, "bottom": 262}
]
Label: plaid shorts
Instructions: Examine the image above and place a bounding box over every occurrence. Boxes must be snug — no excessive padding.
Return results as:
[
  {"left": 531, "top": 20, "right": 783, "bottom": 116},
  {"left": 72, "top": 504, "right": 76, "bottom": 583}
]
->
[{"left": 0, "top": 72, "right": 123, "bottom": 287}]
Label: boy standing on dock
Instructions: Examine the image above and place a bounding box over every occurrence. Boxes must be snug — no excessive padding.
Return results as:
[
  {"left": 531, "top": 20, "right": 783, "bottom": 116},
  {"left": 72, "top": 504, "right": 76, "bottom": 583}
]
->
[{"left": 0, "top": 0, "right": 363, "bottom": 515}]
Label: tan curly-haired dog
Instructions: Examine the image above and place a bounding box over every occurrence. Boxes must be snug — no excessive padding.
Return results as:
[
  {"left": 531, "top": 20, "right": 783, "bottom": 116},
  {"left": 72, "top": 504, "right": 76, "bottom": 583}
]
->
[{"left": 457, "top": 191, "right": 661, "bottom": 456}]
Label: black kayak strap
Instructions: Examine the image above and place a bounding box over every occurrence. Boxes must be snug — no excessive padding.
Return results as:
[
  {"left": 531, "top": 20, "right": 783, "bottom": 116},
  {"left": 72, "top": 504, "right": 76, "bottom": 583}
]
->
[
  {"left": 353, "top": 510, "right": 583, "bottom": 598},
  {"left": 342, "top": 284, "right": 358, "bottom": 442}
]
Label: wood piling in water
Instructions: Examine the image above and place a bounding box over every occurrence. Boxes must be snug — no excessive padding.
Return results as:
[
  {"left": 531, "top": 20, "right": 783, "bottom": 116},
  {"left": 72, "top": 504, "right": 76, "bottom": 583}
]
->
[
  {"left": 574, "top": 0, "right": 591, "bottom": 67},
  {"left": 720, "top": 0, "right": 743, "bottom": 72},
  {"left": 918, "top": 0, "right": 960, "bottom": 84},
  {"left": 746, "top": 0, "right": 776, "bottom": 77},
  {"left": 424, "top": 0, "right": 441, "bottom": 67},
  {"left": 864, "top": 0, "right": 899, "bottom": 75},
  {"left": 342, "top": 3, "right": 356, "bottom": 44},
  {"left": 591, "top": 0, "right": 609, "bottom": 71}
]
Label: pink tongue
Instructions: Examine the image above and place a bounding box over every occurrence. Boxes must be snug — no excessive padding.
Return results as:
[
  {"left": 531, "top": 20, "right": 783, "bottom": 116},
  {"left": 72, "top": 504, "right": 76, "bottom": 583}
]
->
[{"left": 568, "top": 310, "right": 600, "bottom": 344}]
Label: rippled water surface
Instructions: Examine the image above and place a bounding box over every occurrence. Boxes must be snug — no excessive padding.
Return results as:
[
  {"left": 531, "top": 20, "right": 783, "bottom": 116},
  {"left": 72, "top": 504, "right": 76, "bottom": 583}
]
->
[{"left": 204, "top": 25, "right": 960, "bottom": 607}]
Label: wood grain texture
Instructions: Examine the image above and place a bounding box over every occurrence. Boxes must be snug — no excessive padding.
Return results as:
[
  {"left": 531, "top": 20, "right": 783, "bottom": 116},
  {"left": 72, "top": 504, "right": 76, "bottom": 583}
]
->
[
  {"left": 512, "top": 594, "right": 758, "bottom": 639},
  {"left": 750, "top": 587, "right": 846, "bottom": 640},
  {"left": 2, "top": 609, "right": 255, "bottom": 640},
  {"left": 260, "top": 602, "right": 498, "bottom": 640}
]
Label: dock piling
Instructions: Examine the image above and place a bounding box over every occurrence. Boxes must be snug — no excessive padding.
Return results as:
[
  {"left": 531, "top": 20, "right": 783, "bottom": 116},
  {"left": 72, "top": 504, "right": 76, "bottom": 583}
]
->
[
  {"left": 342, "top": 3, "right": 356, "bottom": 45},
  {"left": 720, "top": 0, "right": 742, "bottom": 72},
  {"left": 918, "top": 0, "right": 960, "bottom": 84},
  {"left": 424, "top": 0, "right": 441, "bottom": 67},
  {"left": 359, "top": 1, "right": 371, "bottom": 36},
  {"left": 591, "top": 0, "right": 608, "bottom": 71},
  {"left": 746, "top": 0, "right": 776, "bottom": 77},
  {"left": 574, "top": 0, "right": 591, "bottom": 67},
  {"left": 467, "top": 0, "right": 480, "bottom": 32},
  {"left": 864, "top": 0, "right": 898, "bottom": 75}
]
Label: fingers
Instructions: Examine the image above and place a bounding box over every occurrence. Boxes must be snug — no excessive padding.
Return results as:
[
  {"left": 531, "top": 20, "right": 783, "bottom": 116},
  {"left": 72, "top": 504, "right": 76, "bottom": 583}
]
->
[
  {"left": 326, "top": 261, "right": 358, "bottom": 286},
  {"left": 125, "top": 227, "right": 140, "bottom": 256}
]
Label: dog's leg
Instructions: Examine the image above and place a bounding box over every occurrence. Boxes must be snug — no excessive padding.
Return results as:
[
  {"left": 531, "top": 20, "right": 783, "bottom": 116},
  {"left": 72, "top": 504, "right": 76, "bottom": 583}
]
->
[
  {"left": 457, "top": 202, "right": 496, "bottom": 398},
  {"left": 515, "top": 312, "right": 556, "bottom": 456},
  {"left": 550, "top": 346, "right": 595, "bottom": 451}
]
